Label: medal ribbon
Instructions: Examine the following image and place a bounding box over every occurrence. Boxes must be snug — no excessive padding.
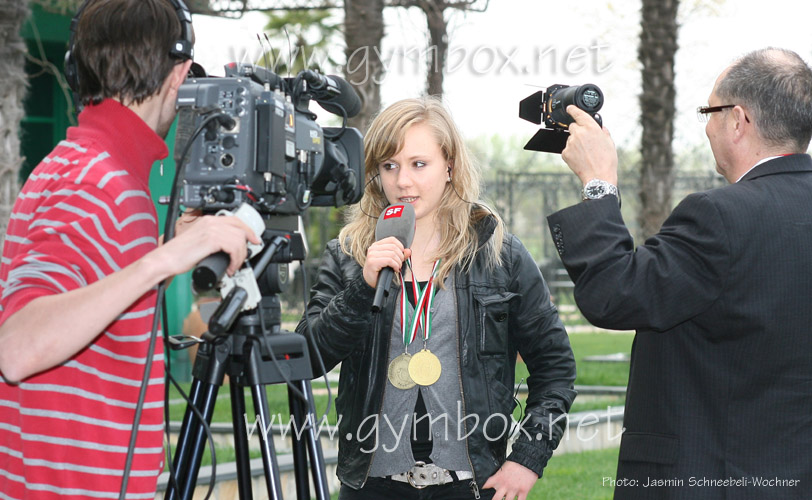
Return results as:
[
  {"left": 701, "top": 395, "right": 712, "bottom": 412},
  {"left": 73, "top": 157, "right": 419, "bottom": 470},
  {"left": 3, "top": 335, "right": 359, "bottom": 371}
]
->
[{"left": 399, "top": 259, "right": 441, "bottom": 348}]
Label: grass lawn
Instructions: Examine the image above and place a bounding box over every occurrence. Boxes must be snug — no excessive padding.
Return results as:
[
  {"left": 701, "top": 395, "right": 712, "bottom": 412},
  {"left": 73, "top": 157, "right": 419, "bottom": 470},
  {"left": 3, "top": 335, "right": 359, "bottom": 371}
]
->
[
  {"left": 165, "top": 330, "right": 631, "bottom": 492},
  {"left": 168, "top": 330, "right": 634, "bottom": 422},
  {"left": 168, "top": 331, "right": 633, "bottom": 424},
  {"left": 527, "top": 447, "right": 619, "bottom": 500},
  {"left": 514, "top": 330, "right": 632, "bottom": 412},
  {"left": 567, "top": 331, "right": 634, "bottom": 387}
]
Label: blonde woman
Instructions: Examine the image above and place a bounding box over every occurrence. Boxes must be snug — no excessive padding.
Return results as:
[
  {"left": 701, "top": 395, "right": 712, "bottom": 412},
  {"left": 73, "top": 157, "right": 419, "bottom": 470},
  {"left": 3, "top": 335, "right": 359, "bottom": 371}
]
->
[{"left": 298, "top": 97, "right": 576, "bottom": 500}]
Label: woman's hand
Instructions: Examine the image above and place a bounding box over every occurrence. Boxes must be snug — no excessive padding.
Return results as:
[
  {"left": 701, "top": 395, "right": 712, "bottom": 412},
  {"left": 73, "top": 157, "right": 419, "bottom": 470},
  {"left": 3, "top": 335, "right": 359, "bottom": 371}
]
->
[{"left": 362, "top": 236, "right": 412, "bottom": 288}]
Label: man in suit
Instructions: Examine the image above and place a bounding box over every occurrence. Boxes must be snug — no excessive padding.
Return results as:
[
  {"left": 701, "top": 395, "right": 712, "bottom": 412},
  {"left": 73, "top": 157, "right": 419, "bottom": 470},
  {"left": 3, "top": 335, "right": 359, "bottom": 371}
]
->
[{"left": 547, "top": 48, "right": 812, "bottom": 499}]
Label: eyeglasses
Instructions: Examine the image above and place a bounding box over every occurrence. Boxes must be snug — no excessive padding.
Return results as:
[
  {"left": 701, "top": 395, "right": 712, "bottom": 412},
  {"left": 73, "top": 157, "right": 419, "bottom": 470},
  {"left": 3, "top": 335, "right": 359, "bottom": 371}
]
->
[{"left": 696, "top": 104, "right": 736, "bottom": 123}]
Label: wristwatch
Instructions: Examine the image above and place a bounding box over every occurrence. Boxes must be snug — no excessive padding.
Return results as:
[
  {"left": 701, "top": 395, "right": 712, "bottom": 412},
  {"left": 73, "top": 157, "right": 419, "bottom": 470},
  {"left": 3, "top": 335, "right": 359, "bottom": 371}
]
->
[{"left": 582, "top": 178, "right": 619, "bottom": 201}]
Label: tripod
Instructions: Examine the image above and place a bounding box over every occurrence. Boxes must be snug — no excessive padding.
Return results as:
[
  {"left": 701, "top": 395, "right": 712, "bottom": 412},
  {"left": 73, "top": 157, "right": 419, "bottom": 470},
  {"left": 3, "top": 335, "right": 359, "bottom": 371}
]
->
[{"left": 165, "top": 256, "right": 330, "bottom": 500}]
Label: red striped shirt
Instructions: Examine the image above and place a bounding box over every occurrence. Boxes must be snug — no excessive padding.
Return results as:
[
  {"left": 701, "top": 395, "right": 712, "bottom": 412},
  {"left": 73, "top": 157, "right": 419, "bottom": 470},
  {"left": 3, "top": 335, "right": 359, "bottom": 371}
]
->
[{"left": 0, "top": 100, "right": 168, "bottom": 499}]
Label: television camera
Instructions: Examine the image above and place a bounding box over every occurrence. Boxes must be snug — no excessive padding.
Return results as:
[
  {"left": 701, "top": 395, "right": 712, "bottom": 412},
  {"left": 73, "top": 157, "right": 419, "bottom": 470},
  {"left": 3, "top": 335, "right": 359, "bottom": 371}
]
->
[{"left": 165, "top": 64, "right": 364, "bottom": 500}]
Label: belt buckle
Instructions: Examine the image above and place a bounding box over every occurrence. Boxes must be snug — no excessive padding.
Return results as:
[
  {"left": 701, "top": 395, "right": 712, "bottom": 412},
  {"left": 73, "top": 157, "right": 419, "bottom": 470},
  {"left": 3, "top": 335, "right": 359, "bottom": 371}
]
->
[{"left": 406, "top": 461, "right": 432, "bottom": 489}]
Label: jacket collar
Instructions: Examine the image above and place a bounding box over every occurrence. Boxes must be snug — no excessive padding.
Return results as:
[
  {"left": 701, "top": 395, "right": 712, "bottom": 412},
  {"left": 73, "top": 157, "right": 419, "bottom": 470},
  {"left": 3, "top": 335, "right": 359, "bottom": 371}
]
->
[
  {"left": 740, "top": 153, "right": 812, "bottom": 182},
  {"left": 473, "top": 207, "right": 498, "bottom": 249}
]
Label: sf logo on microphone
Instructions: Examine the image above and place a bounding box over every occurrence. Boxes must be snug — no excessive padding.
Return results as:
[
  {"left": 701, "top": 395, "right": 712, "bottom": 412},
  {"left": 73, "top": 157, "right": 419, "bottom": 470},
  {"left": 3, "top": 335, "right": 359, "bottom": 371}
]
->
[{"left": 383, "top": 205, "right": 405, "bottom": 219}]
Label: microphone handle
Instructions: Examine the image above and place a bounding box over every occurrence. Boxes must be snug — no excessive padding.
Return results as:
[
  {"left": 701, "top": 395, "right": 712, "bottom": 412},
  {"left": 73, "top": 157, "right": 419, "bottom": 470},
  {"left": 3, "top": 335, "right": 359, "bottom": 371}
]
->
[
  {"left": 371, "top": 267, "right": 394, "bottom": 312},
  {"left": 192, "top": 251, "right": 229, "bottom": 293}
]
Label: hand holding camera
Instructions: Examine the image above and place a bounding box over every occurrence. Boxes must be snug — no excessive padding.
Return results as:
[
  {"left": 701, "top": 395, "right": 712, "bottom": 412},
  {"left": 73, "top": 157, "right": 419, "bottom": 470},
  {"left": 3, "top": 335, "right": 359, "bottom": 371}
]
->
[
  {"left": 520, "top": 83, "right": 604, "bottom": 154},
  {"left": 561, "top": 105, "right": 618, "bottom": 187}
]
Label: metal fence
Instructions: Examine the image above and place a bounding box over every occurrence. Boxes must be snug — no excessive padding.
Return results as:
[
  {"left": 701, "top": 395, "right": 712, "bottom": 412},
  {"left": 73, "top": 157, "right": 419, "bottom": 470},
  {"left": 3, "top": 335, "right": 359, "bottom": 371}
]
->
[{"left": 485, "top": 170, "right": 727, "bottom": 303}]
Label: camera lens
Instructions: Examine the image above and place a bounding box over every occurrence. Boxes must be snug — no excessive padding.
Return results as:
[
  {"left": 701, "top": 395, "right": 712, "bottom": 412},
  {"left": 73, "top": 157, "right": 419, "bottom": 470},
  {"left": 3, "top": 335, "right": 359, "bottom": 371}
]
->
[
  {"left": 579, "top": 87, "right": 602, "bottom": 110},
  {"left": 548, "top": 84, "right": 604, "bottom": 127}
]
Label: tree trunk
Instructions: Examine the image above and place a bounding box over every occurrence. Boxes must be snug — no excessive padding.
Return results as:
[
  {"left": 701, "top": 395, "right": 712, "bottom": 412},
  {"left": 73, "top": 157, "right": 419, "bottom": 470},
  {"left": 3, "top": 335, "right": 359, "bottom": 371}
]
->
[
  {"left": 637, "top": 0, "right": 679, "bottom": 239},
  {"left": 0, "top": 0, "right": 30, "bottom": 248},
  {"left": 422, "top": 0, "right": 447, "bottom": 96},
  {"left": 343, "top": 0, "right": 385, "bottom": 133}
]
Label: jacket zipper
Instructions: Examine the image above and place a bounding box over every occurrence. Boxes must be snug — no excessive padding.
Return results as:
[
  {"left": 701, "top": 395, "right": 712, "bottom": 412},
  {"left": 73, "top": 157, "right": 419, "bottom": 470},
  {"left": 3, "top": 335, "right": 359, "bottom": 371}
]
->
[{"left": 453, "top": 272, "right": 480, "bottom": 499}]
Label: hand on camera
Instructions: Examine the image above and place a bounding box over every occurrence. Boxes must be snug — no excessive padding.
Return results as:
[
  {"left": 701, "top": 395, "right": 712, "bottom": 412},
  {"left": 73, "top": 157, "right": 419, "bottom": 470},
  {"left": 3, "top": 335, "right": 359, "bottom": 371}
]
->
[
  {"left": 363, "top": 237, "right": 412, "bottom": 288},
  {"left": 562, "top": 105, "right": 619, "bottom": 186},
  {"left": 159, "top": 214, "right": 261, "bottom": 277}
]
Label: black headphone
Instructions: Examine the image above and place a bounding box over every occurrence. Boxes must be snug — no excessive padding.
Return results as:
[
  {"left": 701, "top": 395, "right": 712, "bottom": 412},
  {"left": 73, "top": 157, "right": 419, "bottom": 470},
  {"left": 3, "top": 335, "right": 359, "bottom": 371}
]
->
[{"left": 64, "top": 0, "right": 194, "bottom": 93}]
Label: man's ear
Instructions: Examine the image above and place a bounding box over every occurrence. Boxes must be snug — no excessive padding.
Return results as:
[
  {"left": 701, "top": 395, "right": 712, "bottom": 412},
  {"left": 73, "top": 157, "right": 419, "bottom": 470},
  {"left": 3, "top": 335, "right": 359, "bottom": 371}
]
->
[
  {"left": 731, "top": 105, "right": 750, "bottom": 141},
  {"left": 169, "top": 60, "right": 193, "bottom": 91}
]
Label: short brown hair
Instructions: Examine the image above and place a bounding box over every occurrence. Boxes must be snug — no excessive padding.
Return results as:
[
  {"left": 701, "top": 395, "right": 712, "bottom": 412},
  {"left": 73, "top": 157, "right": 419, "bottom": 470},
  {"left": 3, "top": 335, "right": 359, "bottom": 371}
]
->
[{"left": 74, "top": 0, "right": 189, "bottom": 106}]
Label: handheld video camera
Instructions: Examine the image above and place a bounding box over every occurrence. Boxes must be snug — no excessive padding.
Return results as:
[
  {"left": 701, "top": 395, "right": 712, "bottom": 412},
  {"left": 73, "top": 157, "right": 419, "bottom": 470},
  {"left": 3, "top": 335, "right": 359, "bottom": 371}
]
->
[
  {"left": 519, "top": 83, "right": 604, "bottom": 154},
  {"left": 175, "top": 63, "right": 364, "bottom": 219}
]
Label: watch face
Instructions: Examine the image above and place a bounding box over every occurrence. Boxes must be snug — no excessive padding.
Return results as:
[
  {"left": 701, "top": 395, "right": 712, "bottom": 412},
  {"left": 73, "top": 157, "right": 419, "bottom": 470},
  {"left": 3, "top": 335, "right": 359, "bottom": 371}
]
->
[{"left": 586, "top": 184, "right": 605, "bottom": 198}]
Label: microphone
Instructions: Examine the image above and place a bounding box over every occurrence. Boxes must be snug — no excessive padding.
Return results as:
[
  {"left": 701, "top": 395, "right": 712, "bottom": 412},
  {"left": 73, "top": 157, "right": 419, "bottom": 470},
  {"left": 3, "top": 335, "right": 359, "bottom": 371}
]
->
[
  {"left": 301, "top": 70, "right": 363, "bottom": 118},
  {"left": 371, "top": 204, "right": 415, "bottom": 312}
]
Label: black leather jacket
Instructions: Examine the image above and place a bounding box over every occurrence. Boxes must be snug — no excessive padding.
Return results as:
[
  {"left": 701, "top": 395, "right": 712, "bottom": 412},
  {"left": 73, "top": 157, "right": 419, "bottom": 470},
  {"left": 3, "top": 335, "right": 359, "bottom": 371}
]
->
[{"left": 297, "top": 218, "right": 576, "bottom": 490}]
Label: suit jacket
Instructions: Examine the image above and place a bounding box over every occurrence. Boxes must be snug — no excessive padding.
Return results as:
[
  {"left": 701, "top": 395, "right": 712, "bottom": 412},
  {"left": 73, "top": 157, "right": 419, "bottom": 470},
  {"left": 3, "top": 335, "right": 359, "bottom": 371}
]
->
[{"left": 547, "top": 154, "right": 812, "bottom": 500}]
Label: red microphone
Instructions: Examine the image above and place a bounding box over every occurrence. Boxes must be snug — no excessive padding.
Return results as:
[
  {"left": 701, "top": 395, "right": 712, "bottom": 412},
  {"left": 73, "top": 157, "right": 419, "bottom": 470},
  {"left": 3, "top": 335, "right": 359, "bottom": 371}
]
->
[{"left": 371, "top": 203, "right": 415, "bottom": 312}]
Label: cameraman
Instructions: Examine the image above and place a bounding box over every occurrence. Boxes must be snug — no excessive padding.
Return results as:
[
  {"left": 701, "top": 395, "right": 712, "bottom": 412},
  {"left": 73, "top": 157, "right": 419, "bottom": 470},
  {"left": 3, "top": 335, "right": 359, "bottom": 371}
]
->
[
  {"left": 548, "top": 48, "right": 812, "bottom": 499},
  {"left": 0, "top": 0, "right": 259, "bottom": 497}
]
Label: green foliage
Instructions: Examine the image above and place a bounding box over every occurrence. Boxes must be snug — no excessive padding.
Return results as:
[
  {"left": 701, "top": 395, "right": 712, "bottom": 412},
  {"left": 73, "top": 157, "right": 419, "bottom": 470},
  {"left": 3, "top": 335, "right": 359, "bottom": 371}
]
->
[
  {"left": 260, "top": 9, "right": 342, "bottom": 75},
  {"left": 30, "top": 0, "right": 82, "bottom": 15}
]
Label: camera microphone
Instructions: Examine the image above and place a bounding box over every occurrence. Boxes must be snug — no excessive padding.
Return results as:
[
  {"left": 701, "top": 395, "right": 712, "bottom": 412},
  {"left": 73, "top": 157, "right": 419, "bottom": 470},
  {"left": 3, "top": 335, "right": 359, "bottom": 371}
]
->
[
  {"left": 301, "top": 70, "right": 362, "bottom": 118},
  {"left": 371, "top": 203, "right": 415, "bottom": 312}
]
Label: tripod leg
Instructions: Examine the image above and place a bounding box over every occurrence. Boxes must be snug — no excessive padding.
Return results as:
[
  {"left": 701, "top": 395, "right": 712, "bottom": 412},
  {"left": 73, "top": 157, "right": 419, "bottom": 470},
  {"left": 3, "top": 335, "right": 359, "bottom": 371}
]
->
[
  {"left": 251, "top": 383, "right": 285, "bottom": 499},
  {"left": 165, "top": 378, "right": 223, "bottom": 500},
  {"left": 291, "top": 379, "right": 331, "bottom": 500},
  {"left": 165, "top": 377, "right": 203, "bottom": 500},
  {"left": 243, "top": 346, "right": 285, "bottom": 499},
  {"left": 165, "top": 342, "right": 229, "bottom": 500},
  {"left": 230, "top": 382, "right": 254, "bottom": 499},
  {"left": 288, "top": 384, "right": 310, "bottom": 499}
]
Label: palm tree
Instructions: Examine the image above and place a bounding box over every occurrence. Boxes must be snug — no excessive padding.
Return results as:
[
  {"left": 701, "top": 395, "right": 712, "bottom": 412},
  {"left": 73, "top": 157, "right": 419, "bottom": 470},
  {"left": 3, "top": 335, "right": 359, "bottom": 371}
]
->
[
  {"left": 637, "top": 0, "right": 679, "bottom": 239},
  {"left": 0, "top": 0, "right": 31, "bottom": 249},
  {"left": 344, "top": 0, "right": 386, "bottom": 132}
]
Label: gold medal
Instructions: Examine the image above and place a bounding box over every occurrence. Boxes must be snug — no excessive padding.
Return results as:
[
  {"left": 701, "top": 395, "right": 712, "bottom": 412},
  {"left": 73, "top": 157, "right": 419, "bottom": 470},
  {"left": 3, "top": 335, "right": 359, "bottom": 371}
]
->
[
  {"left": 388, "top": 353, "right": 416, "bottom": 389},
  {"left": 408, "top": 349, "right": 442, "bottom": 386}
]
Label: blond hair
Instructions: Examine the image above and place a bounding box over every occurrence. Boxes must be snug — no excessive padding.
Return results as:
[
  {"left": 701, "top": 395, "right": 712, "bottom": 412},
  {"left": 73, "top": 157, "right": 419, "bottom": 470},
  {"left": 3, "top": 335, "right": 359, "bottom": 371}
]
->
[{"left": 338, "top": 96, "right": 504, "bottom": 287}]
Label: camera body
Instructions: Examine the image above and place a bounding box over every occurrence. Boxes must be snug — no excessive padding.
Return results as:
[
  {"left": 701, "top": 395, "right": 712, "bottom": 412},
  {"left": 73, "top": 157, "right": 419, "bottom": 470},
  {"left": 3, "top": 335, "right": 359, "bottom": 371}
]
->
[
  {"left": 175, "top": 63, "right": 364, "bottom": 217},
  {"left": 520, "top": 83, "right": 604, "bottom": 154}
]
